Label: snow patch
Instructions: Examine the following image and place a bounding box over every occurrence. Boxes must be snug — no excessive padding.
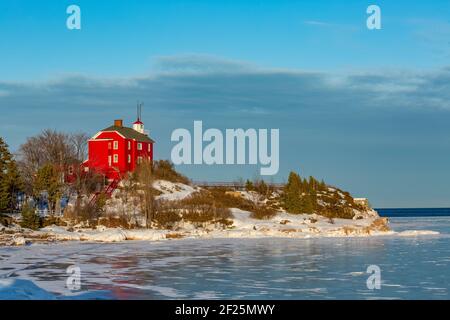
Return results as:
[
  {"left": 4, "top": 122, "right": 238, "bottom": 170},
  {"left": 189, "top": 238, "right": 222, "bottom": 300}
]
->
[{"left": 153, "top": 180, "right": 198, "bottom": 201}]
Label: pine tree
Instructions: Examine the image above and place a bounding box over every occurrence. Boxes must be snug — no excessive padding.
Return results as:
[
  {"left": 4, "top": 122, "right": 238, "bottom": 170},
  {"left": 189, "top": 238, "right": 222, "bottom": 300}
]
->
[
  {"left": 255, "top": 179, "right": 269, "bottom": 196},
  {"left": 301, "top": 178, "right": 309, "bottom": 193},
  {"left": 283, "top": 171, "right": 303, "bottom": 213},
  {"left": 245, "top": 179, "right": 254, "bottom": 191},
  {"left": 0, "top": 137, "right": 7, "bottom": 172},
  {"left": 20, "top": 202, "right": 41, "bottom": 230},
  {"left": 0, "top": 158, "right": 23, "bottom": 212},
  {"left": 308, "top": 176, "right": 318, "bottom": 191},
  {"left": 0, "top": 138, "right": 6, "bottom": 211},
  {"left": 34, "top": 164, "right": 62, "bottom": 215},
  {"left": 0, "top": 137, "right": 24, "bottom": 212},
  {"left": 318, "top": 179, "right": 327, "bottom": 192},
  {"left": 300, "top": 194, "right": 315, "bottom": 214}
]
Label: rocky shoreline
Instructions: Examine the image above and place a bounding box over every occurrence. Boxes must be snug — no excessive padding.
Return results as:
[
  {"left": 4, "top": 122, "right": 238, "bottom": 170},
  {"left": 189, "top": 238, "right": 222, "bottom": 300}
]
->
[{"left": 0, "top": 209, "right": 439, "bottom": 247}]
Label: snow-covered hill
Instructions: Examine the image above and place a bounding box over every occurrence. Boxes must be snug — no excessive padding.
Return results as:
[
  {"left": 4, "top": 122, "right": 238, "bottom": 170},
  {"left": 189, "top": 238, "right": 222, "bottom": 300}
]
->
[{"left": 0, "top": 179, "right": 440, "bottom": 246}]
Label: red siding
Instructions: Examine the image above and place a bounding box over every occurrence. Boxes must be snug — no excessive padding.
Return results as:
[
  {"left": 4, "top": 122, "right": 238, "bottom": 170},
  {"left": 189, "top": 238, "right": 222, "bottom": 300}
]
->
[{"left": 85, "top": 130, "right": 154, "bottom": 180}]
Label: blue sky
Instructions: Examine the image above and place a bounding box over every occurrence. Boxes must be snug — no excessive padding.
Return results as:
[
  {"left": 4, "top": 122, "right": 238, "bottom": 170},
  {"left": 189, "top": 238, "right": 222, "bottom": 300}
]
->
[
  {"left": 1, "top": 0, "right": 450, "bottom": 79},
  {"left": 1, "top": 0, "right": 450, "bottom": 207}
]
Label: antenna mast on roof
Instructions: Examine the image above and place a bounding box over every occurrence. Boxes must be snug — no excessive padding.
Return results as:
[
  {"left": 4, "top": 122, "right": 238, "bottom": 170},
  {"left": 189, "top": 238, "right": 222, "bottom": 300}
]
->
[
  {"left": 136, "top": 101, "right": 139, "bottom": 121},
  {"left": 133, "top": 102, "right": 145, "bottom": 133},
  {"left": 136, "top": 101, "right": 144, "bottom": 121}
]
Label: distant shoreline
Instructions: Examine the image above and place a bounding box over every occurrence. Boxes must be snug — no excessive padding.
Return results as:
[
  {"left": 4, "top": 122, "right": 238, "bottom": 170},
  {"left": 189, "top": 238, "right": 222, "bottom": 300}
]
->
[{"left": 376, "top": 208, "right": 450, "bottom": 217}]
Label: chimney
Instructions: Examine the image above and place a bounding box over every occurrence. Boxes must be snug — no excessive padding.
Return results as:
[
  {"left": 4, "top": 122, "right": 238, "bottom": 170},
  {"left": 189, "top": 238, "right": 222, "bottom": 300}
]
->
[{"left": 114, "top": 119, "right": 123, "bottom": 127}]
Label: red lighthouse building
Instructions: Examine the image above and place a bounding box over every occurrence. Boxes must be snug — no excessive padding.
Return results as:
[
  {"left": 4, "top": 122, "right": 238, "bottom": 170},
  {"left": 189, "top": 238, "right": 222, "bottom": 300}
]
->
[{"left": 83, "top": 115, "right": 155, "bottom": 181}]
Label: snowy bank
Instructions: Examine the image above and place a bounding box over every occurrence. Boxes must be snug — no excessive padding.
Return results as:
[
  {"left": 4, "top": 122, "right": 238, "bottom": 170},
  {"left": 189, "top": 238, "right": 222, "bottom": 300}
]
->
[
  {"left": 1, "top": 180, "right": 440, "bottom": 246},
  {"left": 0, "top": 208, "right": 440, "bottom": 246}
]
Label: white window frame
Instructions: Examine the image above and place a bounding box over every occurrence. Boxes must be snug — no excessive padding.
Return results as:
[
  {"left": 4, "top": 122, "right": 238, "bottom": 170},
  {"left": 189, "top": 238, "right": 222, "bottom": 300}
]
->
[
  {"left": 137, "top": 143, "right": 142, "bottom": 150},
  {"left": 113, "top": 141, "right": 119, "bottom": 150},
  {"left": 148, "top": 144, "right": 151, "bottom": 152},
  {"left": 108, "top": 155, "right": 112, "bottom": 166},
  {"left": 128, "top": 141, "right": 131, "bottom": 150},
  {"left": 113, "top": 154, "right": 118, "bottom": 163},
  {"left": 128, "top": 154, "right": 131, "bottom": 164}
]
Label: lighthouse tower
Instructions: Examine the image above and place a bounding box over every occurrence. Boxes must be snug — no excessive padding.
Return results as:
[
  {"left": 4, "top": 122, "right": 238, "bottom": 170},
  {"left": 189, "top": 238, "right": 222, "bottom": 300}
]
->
[{"left": 133, "top": 103, "right": 145, "bottom": 134}]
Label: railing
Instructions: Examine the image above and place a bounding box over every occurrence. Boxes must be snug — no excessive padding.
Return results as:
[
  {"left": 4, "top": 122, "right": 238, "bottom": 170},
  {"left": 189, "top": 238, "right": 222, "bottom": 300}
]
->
[
  {"left": 89, "top": 178, "right": 120, "bottom": 205},
  {"left": 192, "top": 181, "right": 285, "bottom": 189}
]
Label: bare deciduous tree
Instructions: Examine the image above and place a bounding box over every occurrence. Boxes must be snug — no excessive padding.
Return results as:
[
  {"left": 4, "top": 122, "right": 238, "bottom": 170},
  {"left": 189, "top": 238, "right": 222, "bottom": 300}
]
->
[
  {"left": 70, "top": 132, "right": 89, "bottom": 162},
  {"left": 133, "top": 159, "right": 155, "bottom": 228},
  {"left": 18, "top": 129, "right": 89, "bottom": 193}
]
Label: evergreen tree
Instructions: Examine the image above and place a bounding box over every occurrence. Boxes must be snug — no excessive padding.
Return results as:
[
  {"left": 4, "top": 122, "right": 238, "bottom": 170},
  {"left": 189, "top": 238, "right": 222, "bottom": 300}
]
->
[
  {"left": 0, "top": 137, "right": 7, "bottom": 173},
  {"left": 254, "top": 179, "right": 269, "bottom": 196},
  {"left": 0, "top": 158, "right": 23, "bottom": 212},
  {"left": 308, "top": 176, "right": 317, "bottom": 191},
  {"left": 245, "top": 179, "right": 254, "bottom": 191},
  {"left": 34, "top": 164, "right": 62, "bottom": 215},
  {"left": 20, "top": 202, "right": 41, "bottom": 230},
  {"left": 283, "top": 172, "right": 303, "bottom": 213},
  {"left": 318, "top": 179, "right": 327, "bottom": 192},
  {"left": 0, "top": 138, "right": 7, "bottom": 210},
  {"left": 301, "top": 178, "right": 309, "bottom": 193},
  {"left": 283, "top": 171, "right": 321, "bottom": 214},
  {"left": 300, "top": 194, "right": 315, "bottom": 213},
  {"left": 0, "top": 137, "right": 24, "bottom": 212}
]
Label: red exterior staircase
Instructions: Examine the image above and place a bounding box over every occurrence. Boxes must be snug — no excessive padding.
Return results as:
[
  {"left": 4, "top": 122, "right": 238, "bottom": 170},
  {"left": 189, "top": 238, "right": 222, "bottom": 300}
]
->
[{"left": 89, "top": 178, "right": 120, "bottom": 206}]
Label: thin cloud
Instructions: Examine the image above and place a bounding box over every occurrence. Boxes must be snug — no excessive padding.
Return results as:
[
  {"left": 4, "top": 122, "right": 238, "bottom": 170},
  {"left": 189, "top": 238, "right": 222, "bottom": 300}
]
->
[
  {"left": 302, "top": 20, "right": 358, "bottom": 32},
  {"left": 303, "top": 20, "right": 335, "bottom": 27},
  {"left": 152, "top": 54, "right": 258, "bottom": 74},
  {"left": 1, "top": 54, "right": 449, "bottom": 114},
  {"left": 1, "top": 55, "right": 450, "bottom": 207}
]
